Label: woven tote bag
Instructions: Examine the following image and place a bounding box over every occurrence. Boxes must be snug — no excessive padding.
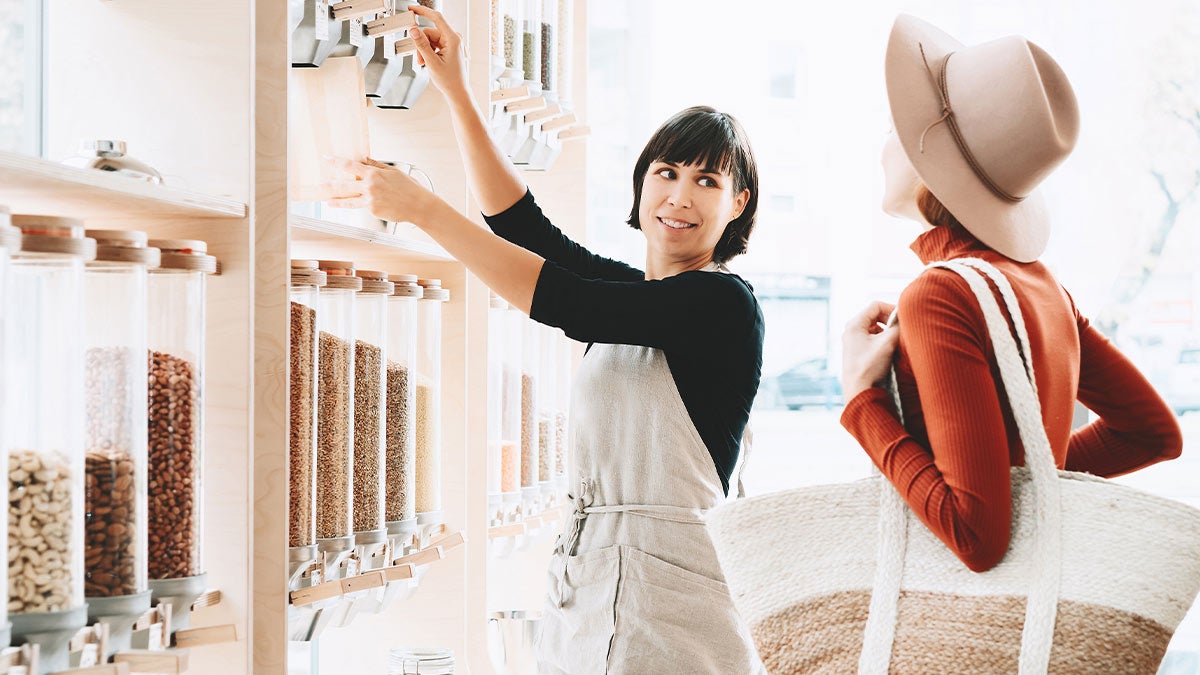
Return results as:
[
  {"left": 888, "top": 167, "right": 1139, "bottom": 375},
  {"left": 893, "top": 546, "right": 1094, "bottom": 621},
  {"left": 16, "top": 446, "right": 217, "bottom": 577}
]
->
[{"left": 707, "top": 258, "right": 1200, "bottom": 674}]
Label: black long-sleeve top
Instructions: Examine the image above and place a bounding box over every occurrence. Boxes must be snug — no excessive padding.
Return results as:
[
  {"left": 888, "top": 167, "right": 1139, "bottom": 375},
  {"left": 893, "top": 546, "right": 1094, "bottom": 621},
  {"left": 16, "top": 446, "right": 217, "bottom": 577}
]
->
[{"left": 484, "top": 190, "right": 764, "bottom": 495}]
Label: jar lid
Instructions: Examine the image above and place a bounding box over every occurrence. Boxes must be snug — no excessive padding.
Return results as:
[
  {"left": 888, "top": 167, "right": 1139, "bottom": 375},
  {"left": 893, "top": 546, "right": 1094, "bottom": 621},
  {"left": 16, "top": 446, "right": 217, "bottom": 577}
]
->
[
  {"left": 149, "top": 239, "right": 218, "bottom": 274},
  {"left": 417, "top": 278, "right": 449, "bottom": 302},
  {"left": 318, "top": 259, "right": 363, "bottom": 291},
  {"left": 291, "top": 259, "right": 320, "bottom": 270},
  {"left": 356, "top": 269, "right": 395, "bottom": 295},
  {"left": 291, "top": 260, "right": 327, "bottom": 286},
  {"left": 85, "top": 229, "right": 161, "bottom": 267},
  {"left": 11, "top": 215, "right": 97, "bottom": 260},
  {"left": 390, "top": 274, "right": 423, "bottom": 299}
]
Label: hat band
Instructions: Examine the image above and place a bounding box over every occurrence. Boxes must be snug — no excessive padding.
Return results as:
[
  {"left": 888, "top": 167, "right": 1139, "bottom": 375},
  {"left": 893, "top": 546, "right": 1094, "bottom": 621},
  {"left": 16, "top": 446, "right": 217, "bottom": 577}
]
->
[{"left": 918, "top": 44, "right": 1024, "bottom": 204}]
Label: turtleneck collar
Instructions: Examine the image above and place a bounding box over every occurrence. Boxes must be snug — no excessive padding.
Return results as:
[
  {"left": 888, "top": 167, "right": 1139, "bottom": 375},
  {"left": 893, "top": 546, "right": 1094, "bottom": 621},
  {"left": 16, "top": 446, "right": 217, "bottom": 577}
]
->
[{"left": 909, "top": 225, "right": 995, "bottom": 265}]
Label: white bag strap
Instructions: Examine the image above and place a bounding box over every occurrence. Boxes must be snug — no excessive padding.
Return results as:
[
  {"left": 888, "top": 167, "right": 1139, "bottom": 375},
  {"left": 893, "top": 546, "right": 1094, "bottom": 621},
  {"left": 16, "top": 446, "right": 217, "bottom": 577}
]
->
[{"left": 858, "top": 258, "right": 1062, "bottom": 675}]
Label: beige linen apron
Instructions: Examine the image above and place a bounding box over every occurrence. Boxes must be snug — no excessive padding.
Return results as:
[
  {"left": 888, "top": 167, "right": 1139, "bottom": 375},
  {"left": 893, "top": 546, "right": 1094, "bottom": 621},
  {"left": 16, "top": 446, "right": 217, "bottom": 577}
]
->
[{"left": 537, "top": 268, "right": 765, "bottom": 674}]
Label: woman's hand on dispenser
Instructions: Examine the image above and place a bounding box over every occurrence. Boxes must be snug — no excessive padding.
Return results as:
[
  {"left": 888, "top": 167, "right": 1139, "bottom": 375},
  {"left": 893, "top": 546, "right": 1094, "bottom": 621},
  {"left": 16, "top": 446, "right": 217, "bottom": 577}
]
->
[
  {"left": 408, "top": 6, "right": 470, "bottom": 104},
  {"left": 325, "top": 157, "right": 444, "bottom": 228}
]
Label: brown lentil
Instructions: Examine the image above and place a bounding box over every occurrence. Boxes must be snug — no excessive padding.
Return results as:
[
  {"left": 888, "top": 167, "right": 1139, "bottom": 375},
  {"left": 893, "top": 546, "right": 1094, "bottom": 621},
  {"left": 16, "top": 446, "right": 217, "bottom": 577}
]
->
[
  {"left": 9, "top": 449, "right": 75, "bottom": 614},
  {"left": 353, "top": 340, "right": 384, "bottom": 533},
  {"left": 317, "top": 332, "right": 352, "bottom": 539},
  {"left": 147, "top": 350, "right": 201, "bottom": 579},
  {"left": 289, "top": 301, "right": 317, "bottom": 547},
  {"left": 385, "top": 362, "right": 414, "bottom": 522}
]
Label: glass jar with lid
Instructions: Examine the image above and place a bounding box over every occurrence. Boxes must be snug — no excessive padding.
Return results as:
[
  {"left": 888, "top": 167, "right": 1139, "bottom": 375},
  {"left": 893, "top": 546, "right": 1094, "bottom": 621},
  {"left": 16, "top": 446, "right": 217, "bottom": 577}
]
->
[
  {"left": 6, "top": 216, "right": 96, "bottom": 668},
  {"left": 352, "top": 270, "right": 393, "bottom": 572},
  {"left": 145, "top": 239, "right": 217, "bottom": 631},
  {"left": 289, "top": 260, "right": 326, "bottom": 582},
  {"left": 538, "top": 0, "right": 558, "bottom": 98},
  {"left": 537, "top": 324, "right": 560, "bottom": 498},
  {"left": 414, "top": 279, "right": 449, "bottom": 528},
  {"left": 315, "top": 260, "right": 361, "bottom": 578},
  {"left": 0, "top": 208, "right": 14, "bottom": 647},
  {"left": 555, "top": 333, "right": 572, "bottom": 488},
  {"left": 388, "top": 647, "right": 455, "bottom": 674},
  {"left": 385, "top": 275, "right": 422, "bottom": 553},
  {"left": 82, "top": 230, "right": 159, "bottom": 653},
  {"left": 501, "top": 0, "right": 523, "bottom": 80},
  {"left": 555, "top": 0, "right": 574, "bottom": 107}
]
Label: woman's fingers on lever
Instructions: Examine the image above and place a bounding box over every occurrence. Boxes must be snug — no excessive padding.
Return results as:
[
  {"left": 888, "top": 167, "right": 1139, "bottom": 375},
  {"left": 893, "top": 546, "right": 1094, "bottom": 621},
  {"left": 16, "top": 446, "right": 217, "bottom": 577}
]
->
[{"left": 409, "top": 4, "right": 456, "bottom": 42}]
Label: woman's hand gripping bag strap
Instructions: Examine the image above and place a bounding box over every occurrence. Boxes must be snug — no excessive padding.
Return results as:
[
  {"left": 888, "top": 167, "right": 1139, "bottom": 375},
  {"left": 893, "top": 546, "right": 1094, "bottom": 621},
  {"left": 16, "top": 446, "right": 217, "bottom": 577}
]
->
[{"left": 705, "top": 258, "right": 1200, "bottom": 674}]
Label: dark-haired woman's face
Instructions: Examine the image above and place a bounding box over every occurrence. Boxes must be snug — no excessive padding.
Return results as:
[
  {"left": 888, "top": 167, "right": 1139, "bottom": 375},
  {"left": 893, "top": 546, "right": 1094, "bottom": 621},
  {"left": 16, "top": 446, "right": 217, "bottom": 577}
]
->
[{"left": 637, "top": 161, "right": 749, "bottom": 265}]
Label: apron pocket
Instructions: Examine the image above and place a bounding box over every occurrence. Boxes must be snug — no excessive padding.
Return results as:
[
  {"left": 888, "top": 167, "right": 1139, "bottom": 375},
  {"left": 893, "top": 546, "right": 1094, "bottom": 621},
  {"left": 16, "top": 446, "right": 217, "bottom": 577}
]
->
[
  {"left": 538, "top": 546, "right": 622, "bottom": 675},
  {"left": 610, "top": 546, "right": 762, "bottom": 674}
]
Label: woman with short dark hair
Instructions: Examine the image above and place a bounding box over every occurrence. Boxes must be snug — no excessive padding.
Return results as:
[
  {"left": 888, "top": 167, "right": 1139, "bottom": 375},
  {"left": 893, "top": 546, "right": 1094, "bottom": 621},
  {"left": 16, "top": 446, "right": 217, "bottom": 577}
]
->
[{"left": 327, "top": 6, "right": 766, "bottom": 672}]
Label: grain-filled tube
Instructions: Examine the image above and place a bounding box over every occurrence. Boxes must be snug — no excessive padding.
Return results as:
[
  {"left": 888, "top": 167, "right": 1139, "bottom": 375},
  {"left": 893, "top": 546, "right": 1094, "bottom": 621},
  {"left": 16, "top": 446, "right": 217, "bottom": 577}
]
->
[
  {"left": 6, "top": 216, "right": 97, "bottom": 671},
  {"left": 384, "top": 275, "right": 422, "bottom": 558},
  {"left": 82, "top": 229, "right": 161, "bottom": 656},
  {"left": 288, "top": 260, "right": 327, "bottom": 586},
  {"left": 519, "top": 313, "right": 541, "bottom": 508},
  {"left": 500, "top": 303, "right": 524, "bottom": 515},
  {"left": 0, "top": 208, "right": 19, "bottom": 649},
  {"left": 536, "top": 323, "right": 561, "bottom": 499},
  {"left": 351, "top": 269, "right": 393, "bottom": 574},
  {"left": 314, "top": 260, "right": 361, "bottom": 581},
  {"left": 486, "top": 295, "right": 510, "bottom": 523},
  {"left": 414, "top": 279, "right": 449, "bottom": 532},
  {"left": 145, "top": 239, "right": 217, "bottom": 634}
]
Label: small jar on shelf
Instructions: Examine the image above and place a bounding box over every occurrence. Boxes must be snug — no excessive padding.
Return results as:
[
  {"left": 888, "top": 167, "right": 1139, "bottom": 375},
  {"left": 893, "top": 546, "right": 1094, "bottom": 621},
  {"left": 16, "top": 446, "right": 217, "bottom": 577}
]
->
[
  {"left": 385, "top": 275, "right": 423, "bottom": 556},
  {"left": 289, "top": 260, "right": 326, "bottom": 585},
  {"left": 5, "top": 216, "right": 95, "bottom": 668},
  {"left": 414, "top": 279, "right": 449, "bottom": 533},
  {"left": 145, "top": 238, "right": 218, "bottom": 632},
  {"left": 352, "top": 269, "right": 394, "bottom": 573},
  {"left": 83, "top": 230, "right": 159, "bottom": 654},
  {"left": 315, "top": 260, "right": 361, "bottom": 579}
]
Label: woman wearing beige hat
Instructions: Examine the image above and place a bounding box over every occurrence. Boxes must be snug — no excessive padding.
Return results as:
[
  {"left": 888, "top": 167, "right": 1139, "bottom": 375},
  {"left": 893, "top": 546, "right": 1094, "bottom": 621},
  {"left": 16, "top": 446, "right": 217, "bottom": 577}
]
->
[{"left": 841, "top": 12, "right": 1182, "bottom": 577}]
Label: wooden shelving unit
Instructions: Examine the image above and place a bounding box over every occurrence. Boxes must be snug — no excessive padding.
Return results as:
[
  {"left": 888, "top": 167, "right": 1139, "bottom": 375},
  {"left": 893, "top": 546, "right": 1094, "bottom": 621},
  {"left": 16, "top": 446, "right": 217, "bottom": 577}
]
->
[{"left": 18, "top": 1, "right": 590, "bottom": 673}]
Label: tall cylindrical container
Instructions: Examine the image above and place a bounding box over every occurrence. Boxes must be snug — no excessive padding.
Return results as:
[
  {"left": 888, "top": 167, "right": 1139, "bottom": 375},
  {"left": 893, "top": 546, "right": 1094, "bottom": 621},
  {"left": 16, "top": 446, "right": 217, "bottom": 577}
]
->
[
  {"left": 537, "top": 324, "right": 559, "bottom": 497},
  {"left": 414, "top": 279, "right": 448, "bottom": 527},
  {"left": 519, "top": 316, "right": 540, "bottom": 507},
  {"left": 487, "top": 295, "right": 509, "bottom": 522},
  {"left": 385, "top": 275, "right": 422, "bottom": 553},
  {"left": 353, "top": 270, "right": 393, "bottom": 571},
  {"left": 501, "top": 0, "right": 523, "bottom": 80},
  {"left": 315, "top": 260, "right": 361, "bottom": 578},
  {"left": 520, "top": 0, "right": 542, "bottom": 89},
  {"left": 500, "top": 306, "right": 523, "bottom": 509},
  {"left": 539, "top": 0, "right": 557, "bottom": 98},
  {"left": 555, "top": 332, "right": 572, "bottom": 489},
  {"left": 145, "top": 239, "right": 217, "bottom": 632},
  {"left": 0, "top": 208, "right": 18, "bottom": 648},
  {"left": 555, "top": 0, "right": 574, "bottom": 107},
  {"left": 6, "top": 216, "right": 96, "bottom": 670},
  {"left": 82, "top": 230, "right": 159, "bottom": 653},
  {"left": 289, "top": 260, "right": 326, "bottom": 581}
]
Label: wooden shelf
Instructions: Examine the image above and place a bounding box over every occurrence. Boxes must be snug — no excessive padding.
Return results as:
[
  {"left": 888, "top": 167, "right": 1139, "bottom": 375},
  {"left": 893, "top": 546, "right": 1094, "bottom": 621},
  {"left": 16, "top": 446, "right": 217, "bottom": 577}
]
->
[
  {"left": 289, "top": 215, "right": 454, "bottom": 263},
  {"left": 0, "top": 151, "right": 246, "bottom": 220}
]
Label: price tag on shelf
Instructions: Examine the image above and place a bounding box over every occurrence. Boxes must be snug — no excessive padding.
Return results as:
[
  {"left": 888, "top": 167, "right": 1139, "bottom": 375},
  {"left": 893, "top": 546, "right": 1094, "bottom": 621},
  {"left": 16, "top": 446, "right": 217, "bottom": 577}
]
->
[{"left": 315, "top": 1, "right": 331, "bottom": 41}]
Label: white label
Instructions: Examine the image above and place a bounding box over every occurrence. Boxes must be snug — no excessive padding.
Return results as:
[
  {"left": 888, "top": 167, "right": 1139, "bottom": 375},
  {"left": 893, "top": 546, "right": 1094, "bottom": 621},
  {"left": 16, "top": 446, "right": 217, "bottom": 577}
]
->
[
  {"left": 316, "top": 0, "right": 331, "bottom": 41},
  {"left": 349, "top": 17, "right": 364, "bottom": 46},
  {"left": 345, "top": 557, "right": 361, "bottom": 577}
]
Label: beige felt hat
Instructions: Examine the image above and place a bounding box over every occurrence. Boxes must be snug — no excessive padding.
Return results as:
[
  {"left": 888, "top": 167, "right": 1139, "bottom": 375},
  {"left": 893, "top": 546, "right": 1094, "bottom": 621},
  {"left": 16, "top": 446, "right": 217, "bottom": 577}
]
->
[{"left": 885, "top": 14, "right": 1080, "bottom": 262}]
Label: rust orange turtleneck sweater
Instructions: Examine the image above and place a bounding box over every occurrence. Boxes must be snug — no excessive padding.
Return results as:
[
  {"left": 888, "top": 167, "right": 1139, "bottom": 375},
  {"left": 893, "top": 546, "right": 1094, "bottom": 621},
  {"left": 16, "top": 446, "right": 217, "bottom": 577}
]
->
[{"left": 840, "top": 225, "right": 1183, "bottom": 572}]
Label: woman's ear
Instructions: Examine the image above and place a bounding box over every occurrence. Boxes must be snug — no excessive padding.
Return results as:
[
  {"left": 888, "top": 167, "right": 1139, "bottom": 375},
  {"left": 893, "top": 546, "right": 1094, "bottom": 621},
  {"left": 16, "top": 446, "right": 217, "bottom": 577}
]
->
[{"left": 729, "top": 188, "right": 750, "bottom": 222}]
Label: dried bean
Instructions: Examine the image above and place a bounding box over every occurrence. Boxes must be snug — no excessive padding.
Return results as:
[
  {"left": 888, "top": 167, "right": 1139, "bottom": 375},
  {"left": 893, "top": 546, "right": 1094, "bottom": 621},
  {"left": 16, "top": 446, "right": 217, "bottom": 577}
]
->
[
  {"left": 503, "top": 15, "right": 516, "bottom": 68},
  {"left": 538, "top": 415, "right": 552, "bottom": 482},
  {"left": 85, "top": 449, "right": 138, "bottom": 597},
  {"left": 541, "top": 23, "right": 554, "bottom": 91},
  {"left": 520, "top": 373, "right": 536, "bottom": 487},
  {"left": 9, "top": 449, "right": 74, "bottom": 613},
  {"left": 385, "top": 362, "right": 415, "bottom": 522},
  {"left": 522, "top": 31, "right": 535, "bottom": 81},
  {"left": 289, "top": 302, "right": 317, "bottom": 547},
  {"left": 317, "top": 332, "right": 352, "bottom": 539},
  {"left": 500, "top": 441, "right": 519, "bottom": 493},
  {"left": 147, "top": 350, "right": 201, "bottom": 579},
  {"left": 353, "top": 340, "right": 384, "bottom": 533}
]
